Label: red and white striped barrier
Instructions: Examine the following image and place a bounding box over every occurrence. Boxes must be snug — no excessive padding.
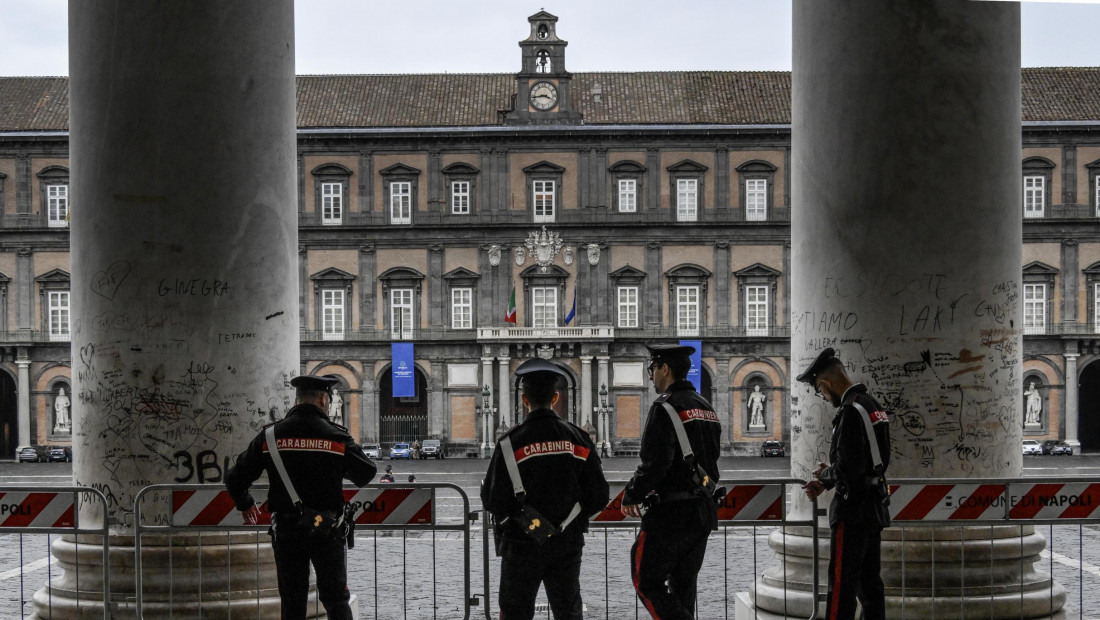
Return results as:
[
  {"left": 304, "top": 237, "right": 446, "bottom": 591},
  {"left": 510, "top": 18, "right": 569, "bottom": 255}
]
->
[
  {"left": 343, "top": 487, "right": 433, "bottom": 525},
  {"left": 1008, "top": 482, "right": 1100, "bottom": 520},
  {"left": 889, "top": 483, "right": 1007, "bottom": 521},
  {"left": 0, "top": 491, "right": 75, "bottom": 528},
  {"left": 592, "top": 483, "right": 783, "bottom": 522},
  {"left": 172, "top": 489, "right": 271, "bottom": 526}
]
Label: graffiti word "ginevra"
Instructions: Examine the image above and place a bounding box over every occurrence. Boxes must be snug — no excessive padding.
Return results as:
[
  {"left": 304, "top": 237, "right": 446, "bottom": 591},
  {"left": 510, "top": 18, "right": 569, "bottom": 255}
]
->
[{"left": 158, "top": 278, "right": 231, "bottom": 297}]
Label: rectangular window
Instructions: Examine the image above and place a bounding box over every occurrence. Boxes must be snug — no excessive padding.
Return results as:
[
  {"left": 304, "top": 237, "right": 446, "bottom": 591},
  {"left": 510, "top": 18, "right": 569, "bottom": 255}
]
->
[
  {"left": 534, "top": 180, "right": 555, "bottom": 223},
  {"left": 618, "top": 179, "right": 637, "bottom": 213},
  {"left": 677, "top": 179, "right": 698, "bottom": 222},
  {"left": 617, "top": 286, "right": 639, "bottom": 328},
  {"left": 1023, "top": 283, "right": 1046, "bottom": 334},
  {"left": 676, "top": 285, "right": 700, "bottom": 336},
  {"left": 746, "top": 285, "right": 769, "bottom": 336},
  {"left": 390, "top": 181, "right": 412, "bottom": 224},
  {"left": 47, "top": 184, "right": 68, "bottom": 228},
  {"left": 48, "top": 291, "right": 69, "bottom": 341},
  {"left": 321, "top": 182, "right": 342, "bottom": 225},
  {"left": 746, "top": 179, "right": 767, "bottom": 221},
  {"left": 391, "top": 288, "right": 414, "bottom": 339},
  {"left": 322, "top": 289, "right": 345, "bottom": 340},
  {"left": 1095, "top": 283, "right": 1100, "bottom": 332},
  {"left": 1024, "top": 176, "right": 1044, "bottom": 218},
  {"left": 451, "top": 287, "right": 473, "bottom": 329},
  {"left": 532, "top": 286, "right": 558, "bottom": 328},
  {"left": 451, "top": 181, "right": 470, "bottom": 214},
  {"left": 1095, "top": 177, "right": 1100, "bottom": 218}
]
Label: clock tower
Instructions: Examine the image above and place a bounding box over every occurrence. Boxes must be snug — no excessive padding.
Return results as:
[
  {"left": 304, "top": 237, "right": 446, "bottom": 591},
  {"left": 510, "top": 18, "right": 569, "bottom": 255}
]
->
[{"left": 505, "top": 11, "right": 583, "bottom": 125}]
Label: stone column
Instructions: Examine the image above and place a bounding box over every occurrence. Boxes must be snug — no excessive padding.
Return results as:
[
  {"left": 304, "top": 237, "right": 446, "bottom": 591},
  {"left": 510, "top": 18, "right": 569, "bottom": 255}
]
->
[
  {"left": 580, "top": 356, "right": 593, "bottom": 428},
  {"left": 57, "top": 1, "right": 300, "bottom": 617},
  {"left": 743, "top": 1, "right": 1064, "bottom": 618},
  {"left": 497, "top": 349, "right": 511, "bottom": 427},
  {"left": 1065, "top": 353, "right": 1080, "bottom": 453},
  {"left": 15, "top": 353, "right": 30, "bottom": 450},
  {"left": 481, "top": 355, "right": 495, "bottom": 445}
]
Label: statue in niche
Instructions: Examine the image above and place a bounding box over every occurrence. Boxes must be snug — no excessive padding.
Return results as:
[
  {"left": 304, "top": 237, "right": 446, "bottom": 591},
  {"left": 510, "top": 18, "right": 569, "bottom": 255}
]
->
[
  {"left": 329, "top": 388, "right": 344, "bottom": 424},
  {"left": 1025, "top": 381, "right": 1042, "bottom": 426},
  {"left": 748, "top": 385, "right": 766, "bottom": 428},
  {"left": 53, "top": 387, "right": 71, "bottom": 433}
]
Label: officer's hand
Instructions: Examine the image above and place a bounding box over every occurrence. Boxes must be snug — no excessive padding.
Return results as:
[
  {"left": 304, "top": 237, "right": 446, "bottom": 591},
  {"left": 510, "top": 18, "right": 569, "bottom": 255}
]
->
[
  {"left": 241, "top": 504, "right": 262, "bottom": 525},
  {"left": 802, "top": 479, "right": 825, "bottom": 500},
  {"left": 811, "top": 462, "right": 827, "bottom": 479},
  {"left": 621, "top": 502, "right": 643, "bottom": 518}
]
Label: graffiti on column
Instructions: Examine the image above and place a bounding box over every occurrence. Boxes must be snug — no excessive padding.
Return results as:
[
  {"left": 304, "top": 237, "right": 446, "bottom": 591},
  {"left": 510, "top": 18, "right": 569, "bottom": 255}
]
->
[
  {"left": 792, "top": 272, "right": 1020, "bottom": 478},
  {"left": 73, "top": 264, "right": 295, "bottom": 527}
]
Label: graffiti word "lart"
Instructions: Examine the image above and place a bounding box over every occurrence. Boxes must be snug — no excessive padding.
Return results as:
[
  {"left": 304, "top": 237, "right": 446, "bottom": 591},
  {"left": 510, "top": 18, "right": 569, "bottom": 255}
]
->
[{"left": 157, "top": 278, "right": 231, "bottom": 297}]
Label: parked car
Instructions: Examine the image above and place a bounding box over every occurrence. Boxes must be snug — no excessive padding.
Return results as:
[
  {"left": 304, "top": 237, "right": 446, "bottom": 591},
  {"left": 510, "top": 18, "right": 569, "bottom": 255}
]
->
[
  {"left": 389, "top": 443, "right": 412, "bottom": 459},
  {"left": 760, "top": 440, "right": 785, "bottom": 457},
  {"left": 18, "top": 446, "right": 44, "bottom": 463},
  {"left": 1041, "top": 439, "right": 1073, "bottom": 456},
  {"left": 48, "top": 446, "right": 72, "bottom": 462},
  {"left": 420, "top": 439, "right": 445, "bottom": 459},
  {"left": 1022, "top": 439, "right": 1043, "bottom": 456},
  {"left": 362, "top": 443, "right": 381, "bottom": 460}
]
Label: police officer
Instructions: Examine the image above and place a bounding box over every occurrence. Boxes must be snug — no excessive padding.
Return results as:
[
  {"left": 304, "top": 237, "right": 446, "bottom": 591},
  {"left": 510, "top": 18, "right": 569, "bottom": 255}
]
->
[
  {"left": 622, "top": 343, "right": 721, "bottom": 620},
  {"left": 481, "top": 358, "right": 610, "bottom": 620},
  {"left": 798, "top": 348, "right": 891, "bottom": 620},
  {"left": 225, "top": 375, "right": 376, "bottom": 620}
]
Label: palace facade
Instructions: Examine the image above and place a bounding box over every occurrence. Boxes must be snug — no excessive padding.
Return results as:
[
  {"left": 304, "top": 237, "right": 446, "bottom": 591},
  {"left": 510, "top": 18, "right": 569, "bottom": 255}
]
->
[{"left": 1, "top": 12, "right": 1099, "bottom": 456}]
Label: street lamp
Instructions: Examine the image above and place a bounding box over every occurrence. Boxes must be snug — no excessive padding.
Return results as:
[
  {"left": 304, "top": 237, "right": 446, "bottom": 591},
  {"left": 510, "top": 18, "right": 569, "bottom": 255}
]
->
[
  {"left": 474, "top": 384, "right": 496, "bottom": 458},
  {"left": 594, "top": 383, "right": 613, "bottom": 456}
]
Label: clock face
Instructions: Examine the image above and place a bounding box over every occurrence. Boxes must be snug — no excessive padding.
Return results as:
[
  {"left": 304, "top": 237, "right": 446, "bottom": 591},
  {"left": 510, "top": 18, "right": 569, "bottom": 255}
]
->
[{"left": 530, "top": 81, "right": 558, "bottom": 111}]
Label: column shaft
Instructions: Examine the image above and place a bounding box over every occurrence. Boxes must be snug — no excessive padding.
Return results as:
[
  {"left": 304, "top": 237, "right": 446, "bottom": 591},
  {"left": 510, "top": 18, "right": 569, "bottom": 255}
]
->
[
  {"left": 580, "top": 357, "right": 593, "bottom": 427},
  {"left": 16, "top": 356, "right": 30, "bottom": 450},
  {"left": 497, "top": 352, "right": 511, "bottom": 427},
  {"left": 1065, "top": 353, "right": 1080, "bottom": 452}
]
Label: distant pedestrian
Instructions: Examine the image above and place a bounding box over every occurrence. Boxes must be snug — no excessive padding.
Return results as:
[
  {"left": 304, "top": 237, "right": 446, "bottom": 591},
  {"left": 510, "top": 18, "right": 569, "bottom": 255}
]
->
[
  {"left": 380, "top": 464, "right": 395, "bottom": 483},
  {"left": 482, "top": 358, "right": 610, "bottom": 620},
  {"left": 798, "top": 348, "right": 891, "bottom": 620},
  {"left": 412, "top": 439, "right": 421, "bottom": 460},
  {"left": 408, "top": 474, "right": 416, "bottom": 483},
  {"left": 600, "top": 440, "right": 610, "bottom": 458}
]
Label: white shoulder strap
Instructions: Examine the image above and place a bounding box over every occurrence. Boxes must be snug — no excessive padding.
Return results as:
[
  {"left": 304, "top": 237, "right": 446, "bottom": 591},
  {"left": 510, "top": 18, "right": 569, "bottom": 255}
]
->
[
  {"left": 266, "top": 426, "right": 303, "bottom": 506},
  {"left": 850, "top": 402, "right": 883, "bottom": 471},
  {"left": 661, "top": 402, "right": 694, "bottom": 460}
]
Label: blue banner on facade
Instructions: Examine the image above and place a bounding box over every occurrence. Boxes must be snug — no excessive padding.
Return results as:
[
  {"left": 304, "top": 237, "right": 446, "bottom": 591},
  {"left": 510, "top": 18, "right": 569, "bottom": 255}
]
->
[
  {"left": 391, "top": 342, "right": 416, "bottom": 398},
  {"left": 680, "top": 339, "right": 702, "bottom": 392}
]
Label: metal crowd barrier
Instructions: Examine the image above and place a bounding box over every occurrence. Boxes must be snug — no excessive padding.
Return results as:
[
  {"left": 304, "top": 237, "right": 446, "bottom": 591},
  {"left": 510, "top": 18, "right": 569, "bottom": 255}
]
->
[
  {"left": 478, "top": 478, "right": 820, "bottom": 620},
  {"left": 133, "top": 482, "right": 476, "bottom": 620},
  {"left": 887, "top": 476, "right": 1100, "bottom": 620},
  {"left": 0, "top": 485, "right": 111, "bottom": 619}
]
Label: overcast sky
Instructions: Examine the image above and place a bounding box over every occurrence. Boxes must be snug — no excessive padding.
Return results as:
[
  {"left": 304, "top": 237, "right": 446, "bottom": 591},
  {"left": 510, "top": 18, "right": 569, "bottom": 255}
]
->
[{"left": 0, "top": 1, "right": 1097, "bottom": 77}]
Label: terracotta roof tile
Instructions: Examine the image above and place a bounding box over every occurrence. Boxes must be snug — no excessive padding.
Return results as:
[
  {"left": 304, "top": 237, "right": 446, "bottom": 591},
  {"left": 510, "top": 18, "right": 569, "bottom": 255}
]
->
[{"left": 2, "top": 69, "right": 1099, "bottom": 132}]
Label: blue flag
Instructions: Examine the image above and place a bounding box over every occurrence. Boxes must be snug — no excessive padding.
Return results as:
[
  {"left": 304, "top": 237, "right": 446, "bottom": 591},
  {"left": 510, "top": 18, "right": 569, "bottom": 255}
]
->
[
  {"left": 391, "top": 342, "right": 416, "bottom": 397},
  {"left": 564, "top": 284, "right": 577, "bottom": 325},
  {"left": 681, "top": 339, "right": 702, "bottom": 392}
]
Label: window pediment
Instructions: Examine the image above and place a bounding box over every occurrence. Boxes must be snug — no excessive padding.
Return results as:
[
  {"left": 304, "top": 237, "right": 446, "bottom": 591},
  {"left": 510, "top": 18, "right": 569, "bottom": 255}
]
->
[
  {"left": 36, "top": 165, "right": 69, "bottom": 180},
  {"left": 443, "top": 267, "right": 480, "bottom": 286},
  {"left": 442, "top": 162, "right": 480, "bottom": 175},
  {"left": 311, "top": 163, "right": 353, "bottom": 176},
  {"left": 520, "top": 264, "right": 568, "bottom": 279},
  {"left": 735, "top": 159, "right": 778, "bottom": 173},
  {"left": 610, "top": 265, "right": 646, "bottom": 282},
  {"left": 310, "top": 267, "right": 357, "bottom": 283},
  {"left": 1084, "top": 261, "right": 1100, "bottom": 275},
  {"left": 35, "top": 268, "right": 70, "bottom": 284},
  {"left": 1023, "top": 261, "right": 1058, "bottom": 276},
  {"left": 522, "top": 161, "right": 566, "bottom": 175},
  {"left": 609, "top": 160, "right": 646, "bottom": 174},
  {"left": 379, "top": 163, "right": 422, "bottom": 177},
  {"left": 379, "top": 267, "right": 426, "bottom": 282},
  {"left": 665, "top": 264, "right": 711, "bottom": 280},
  {"left": 666, "top": 159, "right": 708, "bottom": 174},
  {"left": 734, "top": 263, "right": 781, "bottom": 279},
  {"left": 1022, "top": 157, "right": 1055, "bottom": 171}
]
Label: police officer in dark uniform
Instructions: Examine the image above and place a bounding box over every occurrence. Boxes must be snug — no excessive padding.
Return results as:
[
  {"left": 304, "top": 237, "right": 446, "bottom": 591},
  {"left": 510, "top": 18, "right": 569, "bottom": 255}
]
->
[
  {"left": 481, "top": 358, "right": 610, "bottom": 620},
  {"left": 622, "top": 343, "right": 722, "bottom": 620},
  {"left": 225, "top": 375, "right": 376, "bottom": 620},
  {"left": 798, "top": 348, "right": 891, "bottom": 620}
]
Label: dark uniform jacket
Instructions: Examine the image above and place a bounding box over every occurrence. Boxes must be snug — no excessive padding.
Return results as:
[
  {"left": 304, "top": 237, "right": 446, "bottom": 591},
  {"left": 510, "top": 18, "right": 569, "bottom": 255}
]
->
[
  {"left": 624, "top": 380, "right": 722, "bottom": 530},
  {"left": 817, "top": 384, "right": 891, "bottom": 527},
  {"left": 225, "top": 403, "right": 376, "bottom": 515},
  {"left": 481, "top": 408, "right": 610, "bottom": 547}
]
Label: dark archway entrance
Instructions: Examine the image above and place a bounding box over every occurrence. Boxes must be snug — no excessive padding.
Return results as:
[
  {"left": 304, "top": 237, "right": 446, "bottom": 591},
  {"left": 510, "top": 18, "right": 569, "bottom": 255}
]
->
[
  {"left": 0, "top": 372, "right": 14, "bottom": 456},
  {"left": 1079, "top": 361, "right": 1100, "bottom": 453},
  {"left": 379, "top": 367, "right": 428, "bottom": 447}
]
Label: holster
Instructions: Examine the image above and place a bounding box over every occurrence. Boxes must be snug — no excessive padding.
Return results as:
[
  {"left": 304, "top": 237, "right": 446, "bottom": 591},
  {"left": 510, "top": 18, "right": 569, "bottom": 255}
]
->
[{"left": 511, "top": 501, "right": 561, "bottom": 546}]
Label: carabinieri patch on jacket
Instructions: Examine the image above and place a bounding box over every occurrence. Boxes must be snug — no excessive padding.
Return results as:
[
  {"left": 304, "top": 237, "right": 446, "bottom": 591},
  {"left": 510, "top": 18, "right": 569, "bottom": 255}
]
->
[
  {"left": 512, "top": 440, "right": 589, "bottom": 464},
  {"left": 676, "top": 408, "right": 719, "bottom": 423},
  {"left": 262, "top": 437, "right": 346, "bottom": 455}
]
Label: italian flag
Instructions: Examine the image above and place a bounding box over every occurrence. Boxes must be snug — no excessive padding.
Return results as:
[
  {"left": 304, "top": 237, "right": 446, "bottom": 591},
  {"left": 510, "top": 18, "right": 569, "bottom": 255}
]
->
[{"left": 505, "top": 287, "right": 517, "bottom": 323}]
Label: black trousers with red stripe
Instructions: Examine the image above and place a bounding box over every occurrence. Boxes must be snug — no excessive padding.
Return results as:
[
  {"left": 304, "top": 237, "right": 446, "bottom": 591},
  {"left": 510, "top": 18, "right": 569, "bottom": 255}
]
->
[
  {"left": 271, "top": 523, "right": 353, "bottom": 620},
  {"left": 826, "top": 521, "right": 885, "bottom": 620},
  {"left": 630, "top": 526, "right": 710, "bottom": 620}
]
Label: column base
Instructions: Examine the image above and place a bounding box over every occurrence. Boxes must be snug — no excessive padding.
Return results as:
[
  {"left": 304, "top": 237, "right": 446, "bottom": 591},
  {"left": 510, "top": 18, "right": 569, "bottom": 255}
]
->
[{"left": 1065, "top": 439, "right": 1082, "bottom": 455}]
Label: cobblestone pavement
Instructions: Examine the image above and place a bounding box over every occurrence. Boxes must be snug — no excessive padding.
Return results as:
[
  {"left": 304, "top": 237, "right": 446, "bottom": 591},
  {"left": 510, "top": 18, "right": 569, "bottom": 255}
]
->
[{"left": 4, "top": 457, "right": 1100, "bottom": 619}]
